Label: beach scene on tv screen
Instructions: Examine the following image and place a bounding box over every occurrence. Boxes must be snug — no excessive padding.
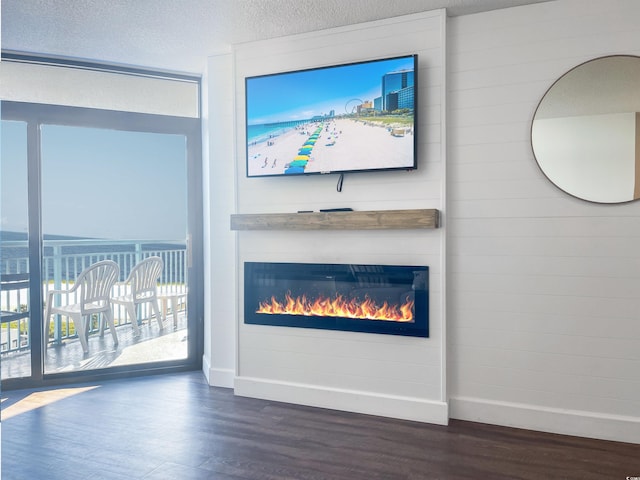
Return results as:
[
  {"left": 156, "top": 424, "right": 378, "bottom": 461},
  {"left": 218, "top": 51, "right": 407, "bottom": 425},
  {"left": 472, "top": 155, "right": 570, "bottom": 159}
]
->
[{"left": 246, "top": 56, "right": 415, "bottom": 177}]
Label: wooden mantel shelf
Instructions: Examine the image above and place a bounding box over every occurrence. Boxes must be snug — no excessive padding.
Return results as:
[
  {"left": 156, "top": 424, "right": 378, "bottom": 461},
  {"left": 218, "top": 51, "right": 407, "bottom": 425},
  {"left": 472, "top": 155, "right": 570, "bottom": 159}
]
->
[{"left": 230, "top": 209, "right": 439, "bottom": 231}]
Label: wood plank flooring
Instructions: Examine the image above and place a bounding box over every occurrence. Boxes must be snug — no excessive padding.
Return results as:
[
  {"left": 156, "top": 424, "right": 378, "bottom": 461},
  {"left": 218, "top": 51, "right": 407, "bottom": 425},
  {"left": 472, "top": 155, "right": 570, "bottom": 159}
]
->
[{"left": 2, "top": 371, "right": 639, "bottom": 479}]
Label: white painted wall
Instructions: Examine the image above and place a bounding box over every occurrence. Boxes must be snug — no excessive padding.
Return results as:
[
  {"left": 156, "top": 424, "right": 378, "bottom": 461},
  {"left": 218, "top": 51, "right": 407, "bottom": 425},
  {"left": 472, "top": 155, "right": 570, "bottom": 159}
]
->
[
  {"left": 1, "top": 61, "right": 199, "bottom": 117},
  {"left": 205, "top": 0, "right": 640, "bottom": 443},
  {"left": 204, "top": 51, "right": 237, "bottom": 387},
  {"left": 448, "top": 0, "right": 640, "bottom": 443},
  {"left": 206, "top": 10, "right": 448, "bottom": 424}
]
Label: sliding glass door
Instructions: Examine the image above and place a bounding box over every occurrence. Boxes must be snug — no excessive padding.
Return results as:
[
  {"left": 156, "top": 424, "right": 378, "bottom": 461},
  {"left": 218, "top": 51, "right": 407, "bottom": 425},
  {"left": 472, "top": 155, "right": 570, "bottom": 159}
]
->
[
  {"left": 40, "top": 125, "right": 190, "bottom": 373},
  {"left": 1, "top": 102, "right": 202, "bottom": 387}
]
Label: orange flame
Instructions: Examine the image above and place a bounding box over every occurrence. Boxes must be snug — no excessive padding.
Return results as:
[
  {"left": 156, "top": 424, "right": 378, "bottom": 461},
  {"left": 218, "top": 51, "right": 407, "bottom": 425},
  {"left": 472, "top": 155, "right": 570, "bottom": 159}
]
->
[{"left": 257, "top": 292, "right": 414, "bottom": 322}]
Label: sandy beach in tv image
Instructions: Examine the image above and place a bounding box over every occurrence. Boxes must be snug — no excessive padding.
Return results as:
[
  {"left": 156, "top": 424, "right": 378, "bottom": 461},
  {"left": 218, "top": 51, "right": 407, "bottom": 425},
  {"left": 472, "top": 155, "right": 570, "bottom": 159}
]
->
[{"left": 246, "top": 117, "right": 414, "bottom": 177}]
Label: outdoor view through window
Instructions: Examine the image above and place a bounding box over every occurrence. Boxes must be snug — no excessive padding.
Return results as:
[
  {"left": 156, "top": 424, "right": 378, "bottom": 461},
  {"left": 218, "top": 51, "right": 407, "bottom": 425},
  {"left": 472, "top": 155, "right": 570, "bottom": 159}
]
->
[{"left": 1, "top": 121, "right": 189, "bottom": 378}]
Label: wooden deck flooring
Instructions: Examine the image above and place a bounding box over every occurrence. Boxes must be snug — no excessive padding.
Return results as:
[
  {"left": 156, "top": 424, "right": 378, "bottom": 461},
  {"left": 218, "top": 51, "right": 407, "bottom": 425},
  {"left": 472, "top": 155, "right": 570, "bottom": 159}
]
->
[{"left": 1, "top": 313, "right": 187, "bottom": 379}]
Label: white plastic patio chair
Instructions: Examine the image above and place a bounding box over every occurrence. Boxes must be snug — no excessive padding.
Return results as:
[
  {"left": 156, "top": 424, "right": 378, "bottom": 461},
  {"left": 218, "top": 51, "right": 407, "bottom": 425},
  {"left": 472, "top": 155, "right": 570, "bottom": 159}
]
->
[
  {"left": 44, "top": 260, "right": 120, "bottom": 354},
  {"left": 111, "top": 256, "right": 164, "bottom": 336}
]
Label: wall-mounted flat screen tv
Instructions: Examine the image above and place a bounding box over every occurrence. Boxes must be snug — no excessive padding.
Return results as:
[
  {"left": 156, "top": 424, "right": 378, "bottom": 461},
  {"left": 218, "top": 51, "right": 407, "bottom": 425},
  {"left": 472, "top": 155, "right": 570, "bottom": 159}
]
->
[{"left": 245, "top": 54, "right": 417, "bottom": 178}]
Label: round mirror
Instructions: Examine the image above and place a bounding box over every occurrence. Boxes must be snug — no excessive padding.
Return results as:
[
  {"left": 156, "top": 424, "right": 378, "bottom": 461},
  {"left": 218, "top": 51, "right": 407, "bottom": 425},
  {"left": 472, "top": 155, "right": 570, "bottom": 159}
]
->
[{"left": 531, "top": 55, "right": 640, "bottom": 203}]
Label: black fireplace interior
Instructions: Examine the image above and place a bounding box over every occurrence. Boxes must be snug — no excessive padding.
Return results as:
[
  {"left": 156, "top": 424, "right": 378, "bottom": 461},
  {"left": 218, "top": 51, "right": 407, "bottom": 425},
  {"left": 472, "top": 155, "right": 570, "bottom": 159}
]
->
[{"left": 244, "top": 262, "right": 429, "bottom": 337}]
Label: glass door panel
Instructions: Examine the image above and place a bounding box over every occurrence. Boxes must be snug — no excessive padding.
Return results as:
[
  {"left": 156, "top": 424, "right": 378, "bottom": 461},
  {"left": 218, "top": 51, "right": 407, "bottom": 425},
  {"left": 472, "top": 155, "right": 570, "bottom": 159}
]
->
[
  {"left": 1, "top": 120, "right": 31, "bottom": 380},
  {"left": 40, "top": 125, "right": 188, "bottom": 374}
]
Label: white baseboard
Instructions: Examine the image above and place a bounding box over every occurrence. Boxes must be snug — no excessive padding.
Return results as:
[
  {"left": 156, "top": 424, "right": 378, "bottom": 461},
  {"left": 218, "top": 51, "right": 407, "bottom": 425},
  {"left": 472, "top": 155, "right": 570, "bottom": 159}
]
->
[
  {"left": 202, "top": 355, "right": 235, "bottom": 388},
  {"left": 450, "top": 396, "right": 640, "bottom": 445},
  {"left": 234, "top": 376, "right": 449, "bottom": 425}
]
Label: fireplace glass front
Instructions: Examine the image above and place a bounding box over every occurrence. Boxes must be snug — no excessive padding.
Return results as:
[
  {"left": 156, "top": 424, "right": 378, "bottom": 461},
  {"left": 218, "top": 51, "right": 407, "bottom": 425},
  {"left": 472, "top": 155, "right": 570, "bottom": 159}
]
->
[{"left": 244, "top": 262, "right": 428, "bottom": 337}]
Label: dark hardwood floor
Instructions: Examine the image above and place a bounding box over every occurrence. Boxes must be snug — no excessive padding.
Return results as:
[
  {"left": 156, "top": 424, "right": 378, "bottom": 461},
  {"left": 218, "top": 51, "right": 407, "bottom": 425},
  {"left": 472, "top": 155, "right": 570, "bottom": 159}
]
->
[{"left": 1, "top": 371, "right": 638, "bottom": 480}]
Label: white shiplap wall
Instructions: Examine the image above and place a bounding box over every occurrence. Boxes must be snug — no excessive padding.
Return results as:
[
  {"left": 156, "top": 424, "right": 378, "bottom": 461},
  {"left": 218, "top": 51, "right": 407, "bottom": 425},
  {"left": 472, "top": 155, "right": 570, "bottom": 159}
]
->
[
  {"left": 448, "top": 0, "right": 640, "bottom": 443},
  {"left": 227, "top": 11, "right": 448, "bottom": 423}
]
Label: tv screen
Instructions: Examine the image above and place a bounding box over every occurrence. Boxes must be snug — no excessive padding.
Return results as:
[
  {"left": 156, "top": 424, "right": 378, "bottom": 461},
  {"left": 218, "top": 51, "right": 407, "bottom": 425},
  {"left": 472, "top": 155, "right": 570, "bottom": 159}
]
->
[{"left": 245, "top": 54, "right": 417, "bottom": 178}]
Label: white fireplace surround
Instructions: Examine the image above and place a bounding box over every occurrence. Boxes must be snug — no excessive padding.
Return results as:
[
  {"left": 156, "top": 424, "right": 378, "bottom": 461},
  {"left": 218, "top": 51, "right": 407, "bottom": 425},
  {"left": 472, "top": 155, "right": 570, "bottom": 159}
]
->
[{"left": 207, "top": 9, "right": 448, "bottom": 426}]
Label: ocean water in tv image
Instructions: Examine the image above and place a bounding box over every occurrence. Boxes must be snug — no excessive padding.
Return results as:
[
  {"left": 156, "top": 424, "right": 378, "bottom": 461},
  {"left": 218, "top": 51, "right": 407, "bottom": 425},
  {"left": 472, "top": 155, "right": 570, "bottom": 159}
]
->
[{"left": 247, "top": 122, "right": 307, "bottom": 145}]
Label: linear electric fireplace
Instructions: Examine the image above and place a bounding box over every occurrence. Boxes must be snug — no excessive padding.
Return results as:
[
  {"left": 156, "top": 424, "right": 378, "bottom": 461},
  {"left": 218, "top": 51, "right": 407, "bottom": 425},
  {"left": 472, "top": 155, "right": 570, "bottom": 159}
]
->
[{"left": 244, "top": 262, "right": 429, "bottom": 337}]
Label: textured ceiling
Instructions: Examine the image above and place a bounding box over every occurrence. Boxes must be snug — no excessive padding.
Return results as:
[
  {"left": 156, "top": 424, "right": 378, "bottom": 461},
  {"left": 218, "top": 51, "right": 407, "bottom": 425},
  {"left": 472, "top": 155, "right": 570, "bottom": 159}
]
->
[{"left": 2, "top": 0, "right": 553, "bottom": 74}]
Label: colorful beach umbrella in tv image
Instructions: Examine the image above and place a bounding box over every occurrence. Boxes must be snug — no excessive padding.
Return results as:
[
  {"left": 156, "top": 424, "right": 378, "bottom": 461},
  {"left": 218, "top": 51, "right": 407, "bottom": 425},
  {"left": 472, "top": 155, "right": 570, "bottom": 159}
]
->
[{"left": 289, "top": 160, "right": 308, "bottom": 168}]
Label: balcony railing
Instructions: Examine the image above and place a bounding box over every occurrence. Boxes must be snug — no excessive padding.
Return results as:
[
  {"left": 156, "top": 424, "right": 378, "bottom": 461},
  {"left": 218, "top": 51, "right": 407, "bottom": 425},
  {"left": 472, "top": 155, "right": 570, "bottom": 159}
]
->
[{"left": 1, "top": 238, "right": 187, "bottom": 354}]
